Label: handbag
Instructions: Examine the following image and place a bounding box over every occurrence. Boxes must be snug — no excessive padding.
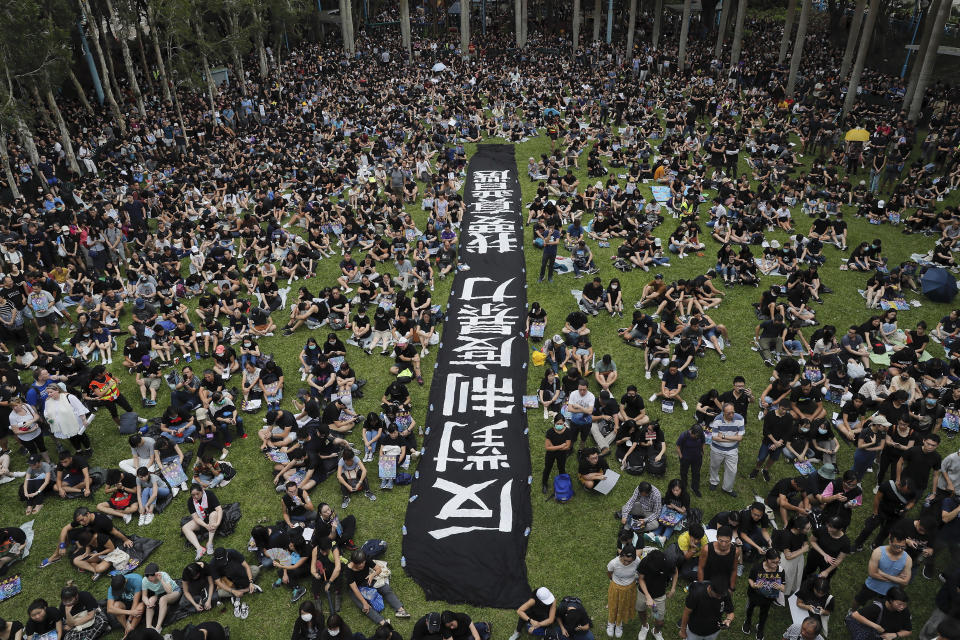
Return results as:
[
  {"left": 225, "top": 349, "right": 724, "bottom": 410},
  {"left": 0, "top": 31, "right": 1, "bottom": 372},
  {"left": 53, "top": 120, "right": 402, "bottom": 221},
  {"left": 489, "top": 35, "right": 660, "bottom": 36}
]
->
[
  {"left": 101, "top": 548, "right": 131, "bottom": 570},
  {"left": 372, "top": 560, "right": 391, "bottom": 588}
]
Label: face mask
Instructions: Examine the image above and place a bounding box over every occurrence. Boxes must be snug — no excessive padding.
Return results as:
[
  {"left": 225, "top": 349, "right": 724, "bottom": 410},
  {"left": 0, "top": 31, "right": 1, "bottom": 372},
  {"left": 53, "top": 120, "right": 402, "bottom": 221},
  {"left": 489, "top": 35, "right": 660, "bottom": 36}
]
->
[
  {"left": 328, "top": 630, "right": 340, "bottom": 637},
  {"left": 301, "top": 614, "right": 313, "bottom": 622},
  {"left": 554, "top": 423, "right": 565, "bottom": 431},
  {"left": 818, "top": 428, "right": 828, "bottom": 435},
  {"left": 800, "top": 428, "right": 810, "bottom": 433},
  {"left": 308, "top": 345, "right": 316, "bottom": 349},
  {"left": 926, "top": 398, "right": 936, "bottom": 406}
]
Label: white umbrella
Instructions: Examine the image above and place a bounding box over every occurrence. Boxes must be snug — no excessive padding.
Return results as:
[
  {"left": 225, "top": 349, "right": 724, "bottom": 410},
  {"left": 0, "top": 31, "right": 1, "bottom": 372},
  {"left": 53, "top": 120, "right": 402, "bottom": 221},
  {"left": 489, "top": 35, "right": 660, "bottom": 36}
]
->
[{"left": 431, "top": 62, "right": 447, "bottom": 72}]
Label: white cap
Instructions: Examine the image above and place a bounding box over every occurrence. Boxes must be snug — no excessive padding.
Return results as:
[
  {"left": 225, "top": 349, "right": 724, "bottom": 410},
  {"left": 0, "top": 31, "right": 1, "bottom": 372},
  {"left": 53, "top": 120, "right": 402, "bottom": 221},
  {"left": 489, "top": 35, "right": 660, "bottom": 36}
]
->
[
  {"left": 877, "top": 200, "right": 885, "bottom": 208},
  {"left": 535, "top": 587, "right": 555, "bottom": 605}
]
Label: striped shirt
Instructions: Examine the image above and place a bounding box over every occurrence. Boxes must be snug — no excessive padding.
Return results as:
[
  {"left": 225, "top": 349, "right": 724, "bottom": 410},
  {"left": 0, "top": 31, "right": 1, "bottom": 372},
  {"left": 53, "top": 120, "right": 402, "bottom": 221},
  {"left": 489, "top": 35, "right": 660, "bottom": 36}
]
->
[{"left": 709, "top": 413, "right": 745, "bottom": 452}]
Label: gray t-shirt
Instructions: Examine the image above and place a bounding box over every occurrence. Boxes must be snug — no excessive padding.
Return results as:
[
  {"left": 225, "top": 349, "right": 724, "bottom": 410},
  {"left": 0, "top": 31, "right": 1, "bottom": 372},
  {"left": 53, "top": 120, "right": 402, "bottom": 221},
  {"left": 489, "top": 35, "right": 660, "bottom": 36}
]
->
[{"left": 130, "top": 436, "right": 156, "bottom": 462}]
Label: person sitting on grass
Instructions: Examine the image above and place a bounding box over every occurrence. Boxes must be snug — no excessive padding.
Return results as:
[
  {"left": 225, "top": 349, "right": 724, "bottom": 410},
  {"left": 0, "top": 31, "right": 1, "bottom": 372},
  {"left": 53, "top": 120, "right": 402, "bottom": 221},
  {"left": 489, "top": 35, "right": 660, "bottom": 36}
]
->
[
  {"left": 182, "top": 484, "right": 224, "bottom": 561},
  {"left": 577, "top": 447, "right": 609, "bottom": 491},
  {"left": 41, "top": 506, "right": 135, "bottom": 567},
  {"left": 649, "top": 361, "right": 689, "bottom": 411}
]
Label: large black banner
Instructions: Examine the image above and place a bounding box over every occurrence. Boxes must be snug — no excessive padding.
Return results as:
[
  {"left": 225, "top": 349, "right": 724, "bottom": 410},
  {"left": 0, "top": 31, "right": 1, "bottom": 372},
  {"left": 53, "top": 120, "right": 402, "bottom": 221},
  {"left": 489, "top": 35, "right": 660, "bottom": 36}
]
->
[{"left": 402, "top": 144, "right": 532, "bottom": 608}]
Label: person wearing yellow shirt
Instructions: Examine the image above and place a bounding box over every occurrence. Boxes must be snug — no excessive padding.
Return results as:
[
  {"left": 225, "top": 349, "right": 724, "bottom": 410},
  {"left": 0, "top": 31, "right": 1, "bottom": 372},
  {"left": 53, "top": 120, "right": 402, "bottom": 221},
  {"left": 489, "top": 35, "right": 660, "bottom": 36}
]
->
[{"left": 677, "top": 523, "right": 708, "bottom": 581}]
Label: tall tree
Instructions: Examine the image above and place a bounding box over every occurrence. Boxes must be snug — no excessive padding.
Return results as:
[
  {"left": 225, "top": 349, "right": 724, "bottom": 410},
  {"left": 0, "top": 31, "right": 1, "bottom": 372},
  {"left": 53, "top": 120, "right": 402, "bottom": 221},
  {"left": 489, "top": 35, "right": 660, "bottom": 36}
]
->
[
  {"left": 652, "top": 0, "right": 663, "bottom": 49},
  {"left": 625, "top": 0, "right": 637, "bottom": 63},
  {"left": 460, "top": 0, "right": 469, "bottom": 58},
  {"left": 572, "top": 0, "right": 582, "bottom": 52},
  {"left": 79, "top": 0, "right": 126, "bottom": 134},
  {"left": 902, "top": 0, "right": 939, "bottom": 110},
  {"left": 842, "top": 0, "right": 880, "bottom": 118},
  {"left": 785, "top": 0, "right": 811, "bottom": 97},
  {"left": 729, "top": 0, "right": 748, "bottom": 67},
  {"left": 145, "top": 0, "right": 172, "bottom": 103},
  {"left": 592, "top": 0, "right": 602, "bottom": 41},
  {"left": 399, "top": 0, "right": 411, "bottom": 57},
  {"left": 908, "top": 0, "right": 950, "bottom": 121},
  {"left": 715, "top": 0, "right": 732, "bottom": 58},
  {"left": 677, "top": 0, "right": 692, "bottom": 71},
  {"left": 105, "top": 0, "right": 146, "bottom": 116},
  {"left": 839, "top": 0, "right": 866, "bottom": 77},
  {"left": 777, "top": 0, "right": 798, "bottom": 64}
]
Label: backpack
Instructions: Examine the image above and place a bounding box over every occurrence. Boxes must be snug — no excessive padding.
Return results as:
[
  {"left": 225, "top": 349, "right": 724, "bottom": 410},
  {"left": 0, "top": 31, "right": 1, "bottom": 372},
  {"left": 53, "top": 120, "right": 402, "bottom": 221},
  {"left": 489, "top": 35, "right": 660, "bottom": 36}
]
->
[
  {"left": 558, "top": 596, "right": 586, "bottom": 615},
  {"left": 423, "top": 613, "right": 442, "bottom": 635},
  {"left": 554, "top": 474, "right": 574, "bottom": 503},
  {"left": 395, "top": 471, "right": 413, "bottom": 485},
  {"left": 360, "top": 539, "right": 387, "bottom": 558}
]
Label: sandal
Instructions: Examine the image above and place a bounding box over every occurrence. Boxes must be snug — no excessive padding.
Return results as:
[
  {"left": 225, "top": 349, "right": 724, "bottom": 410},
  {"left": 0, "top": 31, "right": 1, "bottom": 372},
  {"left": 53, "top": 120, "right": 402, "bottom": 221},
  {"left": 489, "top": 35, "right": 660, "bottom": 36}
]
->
[
  {"left": 40, "top": 555, "right": 62, "bottom": 568},
  {"left": 395, "top": 609, "right": 411, "bottom": 619}
]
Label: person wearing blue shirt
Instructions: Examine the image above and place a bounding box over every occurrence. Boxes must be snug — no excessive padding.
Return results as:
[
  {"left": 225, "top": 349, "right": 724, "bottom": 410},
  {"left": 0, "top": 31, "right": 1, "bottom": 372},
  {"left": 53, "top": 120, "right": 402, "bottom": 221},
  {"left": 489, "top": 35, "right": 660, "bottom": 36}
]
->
[{"left": 107, "top": 572, "right": 144, "bottom": 635}]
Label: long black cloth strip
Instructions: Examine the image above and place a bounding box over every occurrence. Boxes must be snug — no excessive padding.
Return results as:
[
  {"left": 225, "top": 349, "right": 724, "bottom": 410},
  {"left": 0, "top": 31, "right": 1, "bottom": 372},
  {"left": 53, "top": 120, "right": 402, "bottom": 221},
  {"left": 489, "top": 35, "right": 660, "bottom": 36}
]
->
[{"left": 401, "top": 144, "right": 532, "bottom": 608}]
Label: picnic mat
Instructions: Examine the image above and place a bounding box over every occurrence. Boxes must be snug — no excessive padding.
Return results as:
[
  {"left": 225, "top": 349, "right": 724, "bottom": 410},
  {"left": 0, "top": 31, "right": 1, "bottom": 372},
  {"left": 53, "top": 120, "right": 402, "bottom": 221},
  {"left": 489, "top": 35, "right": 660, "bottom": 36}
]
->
[{"left": 651, "top": 186, "right": 671, "bottom": 203}]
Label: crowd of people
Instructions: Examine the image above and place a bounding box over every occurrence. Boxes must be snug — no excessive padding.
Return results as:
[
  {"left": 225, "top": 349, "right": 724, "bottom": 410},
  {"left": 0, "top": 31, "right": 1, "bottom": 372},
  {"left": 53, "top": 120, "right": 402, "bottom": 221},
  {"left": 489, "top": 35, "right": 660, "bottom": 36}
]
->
[{"left": 0, "top": 3, "right": 959, "bottom": 640}]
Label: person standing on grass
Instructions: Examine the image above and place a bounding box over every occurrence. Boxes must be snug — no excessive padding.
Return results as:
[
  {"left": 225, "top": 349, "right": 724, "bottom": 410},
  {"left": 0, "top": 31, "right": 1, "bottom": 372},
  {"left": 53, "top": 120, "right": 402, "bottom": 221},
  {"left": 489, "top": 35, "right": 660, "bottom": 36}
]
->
[
  {"left": 538, "top": 221, "right": 560, "bottom": 283},
  {"left": 749, "top": 401, "right": 795, "bottom": 483},
  {"left": 605, "top": 544, "right": 639, "bottom": 638},
  {"left": 543, "top": 414, "right": 573, "bottom": 495},
  {"left": 853, "top": 533, "right": 913, "bottom": 609},
  {"left": 743, "top": 549, "right": 786, "bottom": 640},
  {"left": 676, "top": 424, "right": 705, "bottom": 497},
  {"left": 636, "top": 548, "right": 677, "bottom": 640},
  {"left": 679, "top": 578, "right": 735, "bottom": 640},
  {"left": 708, "top": 403, "right": 745, "bottom": 498}
]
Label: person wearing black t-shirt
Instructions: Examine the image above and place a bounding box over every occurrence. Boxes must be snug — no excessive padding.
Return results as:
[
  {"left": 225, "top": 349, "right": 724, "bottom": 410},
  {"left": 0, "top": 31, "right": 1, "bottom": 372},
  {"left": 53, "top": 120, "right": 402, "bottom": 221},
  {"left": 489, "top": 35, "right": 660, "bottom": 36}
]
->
[
  {"left": 750, "top": 402, "right": 795, "bottom": 482},
  {"left": 848, "top": 587, "right": 913, "bottom": 639},
  {"left": 342, "top": 551, "right": 410, "bottom": 624},
  {"left": 853, "top": 477, "right": 917, "bottom": 551},
  {"left": 59, "top": 584, "right": 109, "bottom": 639},
  {"left": 577, "top": 448, "right": 609, "bottom": 491},
  {"left": 804, "top": 517, "right": 852, "bottom": 581},
  {"left": 44, "top": 505, "right": 134, "bottom": 566},
  {"left": 896, "top": 435, "right": 942, "bottom": 497},
  {"left": 510, "top": 587, "right": 557, "bottom": 639},
  {"left": 680, "top": 579, "right": 735, "bottom": 639},
  {"left": 543, "top": 415, "right": 572, "bottom": 494},
  {"left": 743, "top": 549, "right": 786, "bottom": 640},
  {"left": 636, "top": 549, "right": 677, "bottom": 639},
  {"left": 25, "top": 600, "right": 63, "bottom": 638}
]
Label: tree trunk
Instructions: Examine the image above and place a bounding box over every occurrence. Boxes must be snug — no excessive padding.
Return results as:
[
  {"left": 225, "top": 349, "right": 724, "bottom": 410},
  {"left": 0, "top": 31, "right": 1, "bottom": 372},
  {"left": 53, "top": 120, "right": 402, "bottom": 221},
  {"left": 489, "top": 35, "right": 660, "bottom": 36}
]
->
[
  {"left": 592, "top": 0, "right": 602, "bottom": 41},
  {"left": 460, "top": 0, "right": 470, "bottom": 58},
  {"left": 80, "top": 0, "right": 126, "bottom": 134},
  {"left": 903, "top": 0, "right": 938, "bottom": 110},
  {"left": 908, "top": 0, "right": 950, "bottom": 121},
  {"left": 778, "top": 0, "right": 798, "bottom": 64},
  {"left": 715, "top": 0, "right": 732, "bottom": 58},
  {"left": 16, "top": 117, "right": 40, "bottom": 166},
  {"left": 45, "top": 85, "right": 81, "bottom": 176},
  {"left": 30, "top": 82, "right": 55, "bottom": 130},
  {"left": 730, "top": 0, "right": 748, "bottom": 66},
  {"left": 786, "top": 0, "right": 811, "bottom": 97},
  {"left": 229, "top": 14, "right": 248, "bottom": 96},
  {"left": 147, "top": 4, "right": 172, "bottom": 104},
  {"left": 840, "top": 0, "right": 866, "bottom": 77},
  {"left": 99, "top": 16, "right": 122, "bottom": 99},
  {"left": 106, "top": 0, "right": 145, "bottom": 116},
  {"left": 135, "top": 22, "right": 152, "bottom": 89},
  {"left": 653, "top": 0, "right": 663, "bottom": 49},
  {"left": 68, "top": 68, "right": 94, "bottom": 114},
  {"left": 344, "top": 0, "right": 355, "bottom": 55},
  {"left": 400, "top": 0, "right": 411, "bottom": 58},
  {"left": 678, "top": 0, "right": 692, "bottom": 71},
  {"left": 626, "top": 0, "right": 637, "bottom": 63},
  {"left": 0, "top": 126, "right": 21, "bottom": 201},
  {"left": 842, "top": 0, "right": 880, "bottom": 117},
  {"left": 515, "top": 0, "right": 523, "bottom": 46},
  {"left": 521, "top": 0, "right": 528, "bottom": 46},
  {"left": 571, "top": 0, "right": 582, "bottom": 52},
  {"left": 194, "top": 23, "right": 217, "bottom": 112}
]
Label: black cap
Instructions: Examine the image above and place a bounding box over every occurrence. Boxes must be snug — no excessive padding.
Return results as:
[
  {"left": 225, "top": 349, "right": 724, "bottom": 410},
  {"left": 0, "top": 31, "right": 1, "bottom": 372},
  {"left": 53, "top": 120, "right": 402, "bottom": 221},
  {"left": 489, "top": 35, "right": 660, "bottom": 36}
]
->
[{"left": 213, "top": 547, "right": 227, "bottom": 561}]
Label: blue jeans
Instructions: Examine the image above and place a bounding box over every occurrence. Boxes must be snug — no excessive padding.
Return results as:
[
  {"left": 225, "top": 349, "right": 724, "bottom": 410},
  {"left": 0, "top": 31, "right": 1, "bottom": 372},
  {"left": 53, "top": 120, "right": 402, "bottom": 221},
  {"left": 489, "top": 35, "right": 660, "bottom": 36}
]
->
[
  {"left": 162, "top": 424, "right": 197, "bottom": 444},
  {"left": 364, "top": 430, "right": 380, "bottom": 455},
  {"left": 198, "top": 473, "right": 224, "bottom": 488},
  {"left": 853, "top": 448, "right": 877, "bottom": 480},
  {"left": 141, "top": 485, "right": 171, "bottom": 508}
]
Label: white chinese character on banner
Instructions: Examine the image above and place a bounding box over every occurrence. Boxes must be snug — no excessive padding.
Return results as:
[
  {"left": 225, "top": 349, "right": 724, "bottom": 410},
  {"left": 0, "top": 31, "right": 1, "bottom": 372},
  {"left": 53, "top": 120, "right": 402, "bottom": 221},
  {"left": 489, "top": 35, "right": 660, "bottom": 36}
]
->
[
  {"left": 449, "top": 335, "right": 515, "bottom": 369},
  {"left": 458, "top": 303, "right": 518, "bottom": 336},
  {"left": 472, "top": 199, "right": 512, "bottom": 214},
  {"left": 434, "top": 421, "right": 510, "bottom": 471},
  {"left": 461, "top": 277, "right": 517, "bottom": 302},
  {"left": 472, "top": 189, "right": 513, "bottom": 200},
  {"left": 466, "top": 230, "right": 518, "bottom": 255},
  {"left": 468, "top": 215, "right": 515, "bottom": 235},
  {"left": 442, "top": 373, "right": 515, "bottom": 417},
  {"left": 472, "top": 181, "right": 509, "bottom": 191},
  {"left": 473, "top": 170, "right": 510, "bottom": 183},
  {"left": 428, "top": 478, "right": 514, "bottom": 540}
]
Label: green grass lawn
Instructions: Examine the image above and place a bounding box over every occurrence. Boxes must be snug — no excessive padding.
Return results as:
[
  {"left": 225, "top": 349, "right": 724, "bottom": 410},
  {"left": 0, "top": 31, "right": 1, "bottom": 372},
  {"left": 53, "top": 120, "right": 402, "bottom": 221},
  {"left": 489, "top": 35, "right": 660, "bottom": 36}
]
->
[{"left": 1, "top": 130, "right": 957, "bottom": 640}]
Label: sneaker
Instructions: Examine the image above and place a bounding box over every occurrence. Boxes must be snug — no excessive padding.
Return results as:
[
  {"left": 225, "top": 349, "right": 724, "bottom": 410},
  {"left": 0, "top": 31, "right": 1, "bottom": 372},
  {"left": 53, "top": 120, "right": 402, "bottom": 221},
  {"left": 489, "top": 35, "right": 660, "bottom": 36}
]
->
[
  {"left": 615, "top": 625, "right": 623, "bottom": 638},
  {"left": 607, "top": 623, "right": 616, "bottom": 638},
  {"left": 365, "top": 490, "right": 377, "bottom": 501},
  {"left": 680, "top": 400, "right": 688, "bottom": 411},
  {"left": 737, "top": 563, "right": 744, "bottom": 576},
  {"left": 651, "top": 631, "right": 663, "bottom": 640},
  {"left": 723, "top": 489, "right": 739, "bottom": 498},
  {"left": 291, "top": 586, "right": 307, "bottom": 603},
  {"left": 124, "top": 513, "right": 133, "bottom": 524},
  {"left": 233, "top": 597, "right": 242, "bottom": 618},
  {"left": 206, "top": 543, "right": 214, "bottom": 555},
  {"left": 341, "top": 496, "right": 351, "bottom": 509},
  {"left": 509, "top": 633, "right": 521, "bottom": 640},
  {"left": 761, "top": 469, "right": 771, "bottom": 482},
  {"left": 742, "top": 621, "right": 752, "bottom": 635},
  {"left": 638, "top": 626, "right": 650, "bottom": 640},
  {"left": 239, "top": 602, "right": 250, "bottom": 619},
  {"left": 645, "top": 370, "right": 651, "bottom": 379},
  {"left": 137, "top": 514, "right": 145, "bottom": 526},
  {"left": 749, "top": 469, "right": 759, "bottom": 479}
]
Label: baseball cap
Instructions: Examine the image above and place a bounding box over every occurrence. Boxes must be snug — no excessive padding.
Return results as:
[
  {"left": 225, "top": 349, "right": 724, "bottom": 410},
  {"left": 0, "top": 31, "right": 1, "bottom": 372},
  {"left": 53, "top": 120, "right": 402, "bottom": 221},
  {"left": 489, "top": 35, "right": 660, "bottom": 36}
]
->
[
  {"left": 213, "top": 547, "right": 227, "bottom": 561},
  {"left": 397, "top": 337, "right": 408, "bottom": 345},
  {"left": 143, "top": 562, "right": 159, "bottom": 576},
  {"left": 535, "top": 587, "right": 555, "bottom": 605}
]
